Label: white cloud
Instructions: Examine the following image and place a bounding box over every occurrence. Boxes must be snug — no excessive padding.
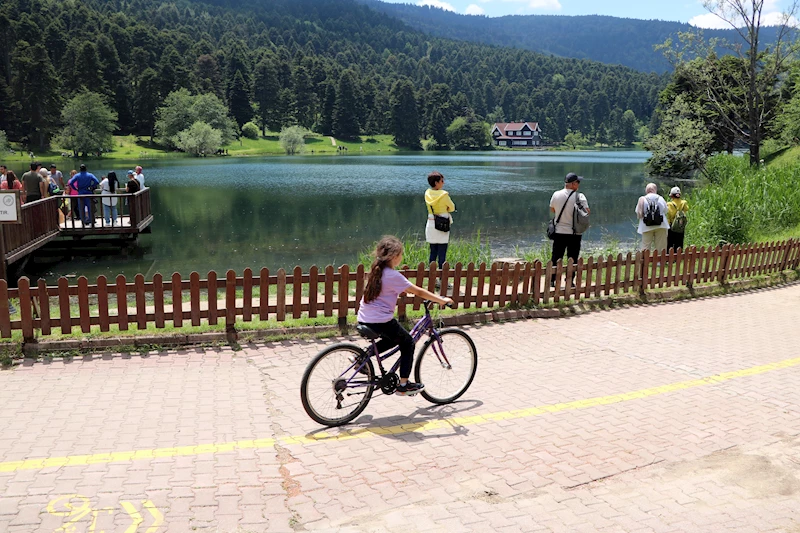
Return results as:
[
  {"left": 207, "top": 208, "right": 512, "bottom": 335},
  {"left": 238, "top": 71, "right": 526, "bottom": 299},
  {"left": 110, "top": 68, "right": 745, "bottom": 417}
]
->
[
  {"left": 688, "top": 12, "right": 731, "bottom": 29},
  {"left": 528, "top": 0, "right": 561, "bottom": 11},
  {"left": 465, "top": 4, "right": 485, "bottom": 14},
  {"left": 416, "top": 0, "right": 456, "bottom": 11},
  {"left": 689, "top": 0, "right": 797, "bottom": 29}
]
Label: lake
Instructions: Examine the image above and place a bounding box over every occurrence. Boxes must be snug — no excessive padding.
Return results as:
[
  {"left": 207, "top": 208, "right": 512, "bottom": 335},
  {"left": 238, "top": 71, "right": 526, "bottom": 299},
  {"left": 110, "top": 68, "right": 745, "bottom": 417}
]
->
[{"left": 20, "top": 150, "right": 653, "bottom": 281}]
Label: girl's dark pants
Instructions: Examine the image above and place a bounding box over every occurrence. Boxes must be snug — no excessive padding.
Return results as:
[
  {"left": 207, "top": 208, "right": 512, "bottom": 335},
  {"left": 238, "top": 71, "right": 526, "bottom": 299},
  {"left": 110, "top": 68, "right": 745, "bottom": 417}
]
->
[
  {"left": 362, "top": 319, "right": 415, "bottom": 378},
  {"left": 429, "top": 243, "right": 448, "bottom": 268},
  {"left": 668, "top": 230, "right": 684, "bottom": 252}
]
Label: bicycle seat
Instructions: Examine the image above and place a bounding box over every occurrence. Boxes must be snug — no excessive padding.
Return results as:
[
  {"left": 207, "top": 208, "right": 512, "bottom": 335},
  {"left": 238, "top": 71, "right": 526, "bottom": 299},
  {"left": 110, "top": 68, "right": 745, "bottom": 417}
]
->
[{"left": 355, "top": 324, "right": 381, "bottom": 340}]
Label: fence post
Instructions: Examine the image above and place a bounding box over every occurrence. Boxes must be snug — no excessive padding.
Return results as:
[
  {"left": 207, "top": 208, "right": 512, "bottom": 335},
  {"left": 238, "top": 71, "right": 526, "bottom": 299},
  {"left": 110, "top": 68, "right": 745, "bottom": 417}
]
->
[
  {"left": 338, "top": 265, "right": 350, "bottom": 335},
  {"left": 18, "top": 277, "right": 35, "bottom": 344},
  {"left": 780, "top": 238, "right": 794, "bottom": 272},
  {"left": 717, "top": 244, "right": 730, "bottom": 285},
  {"left": 225, "top": 270, "right": 237, "bottom": 342},
  {"left": 638, "top": 250, "right": 649, "bottom": 296}
]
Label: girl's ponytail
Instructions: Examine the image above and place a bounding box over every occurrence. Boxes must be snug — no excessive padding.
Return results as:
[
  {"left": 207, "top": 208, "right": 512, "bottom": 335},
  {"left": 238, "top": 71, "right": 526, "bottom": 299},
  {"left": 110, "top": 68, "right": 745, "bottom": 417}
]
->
[{"left": 363, "top": 236, "right": 403, "bottom": 303}]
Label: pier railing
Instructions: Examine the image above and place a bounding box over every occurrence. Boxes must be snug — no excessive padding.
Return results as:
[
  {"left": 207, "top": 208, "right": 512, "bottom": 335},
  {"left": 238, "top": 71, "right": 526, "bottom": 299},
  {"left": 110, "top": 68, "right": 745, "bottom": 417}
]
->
[
  {"left": 1, "top": 239, "right": 799, "bottom": 341},
  {"left": 2, "top": 197, "right": 61, "bottom": 264}
]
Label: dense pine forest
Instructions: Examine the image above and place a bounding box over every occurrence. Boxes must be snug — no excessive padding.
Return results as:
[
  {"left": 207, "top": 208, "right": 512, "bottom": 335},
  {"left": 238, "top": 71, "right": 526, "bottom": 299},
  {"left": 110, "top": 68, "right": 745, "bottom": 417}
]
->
[
  {"left": 0, "top": 0, "right": 667, "bottom": 151},
  {"left": 362, "top": 1, "right": 785, "bottom": 75}
]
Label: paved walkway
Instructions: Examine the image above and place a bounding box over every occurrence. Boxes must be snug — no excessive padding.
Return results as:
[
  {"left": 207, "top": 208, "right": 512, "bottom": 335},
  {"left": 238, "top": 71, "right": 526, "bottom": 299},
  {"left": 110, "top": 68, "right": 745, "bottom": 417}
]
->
[{"left": 2, "top": 284, "right": 800, "bottom": 532}]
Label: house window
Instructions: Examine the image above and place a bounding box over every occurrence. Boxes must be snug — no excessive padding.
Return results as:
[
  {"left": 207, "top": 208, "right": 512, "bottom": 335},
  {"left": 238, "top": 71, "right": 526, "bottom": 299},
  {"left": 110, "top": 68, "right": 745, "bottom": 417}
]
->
[{"left": 523, "top": 131, "right": 531, "bottom": 136}]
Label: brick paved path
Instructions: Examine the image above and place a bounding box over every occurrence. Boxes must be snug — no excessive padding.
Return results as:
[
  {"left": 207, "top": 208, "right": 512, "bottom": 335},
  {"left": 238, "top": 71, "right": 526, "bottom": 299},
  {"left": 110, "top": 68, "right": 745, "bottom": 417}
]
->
[{"left": 2, "top": 284, "right": 800, "bottom": 532}]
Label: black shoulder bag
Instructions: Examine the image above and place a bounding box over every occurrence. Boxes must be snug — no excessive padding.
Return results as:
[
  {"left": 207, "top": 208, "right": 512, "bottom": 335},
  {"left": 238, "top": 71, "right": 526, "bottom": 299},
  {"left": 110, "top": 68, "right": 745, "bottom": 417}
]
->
[
  {"left": 428, "top": 204, "right": 450, "bottom": 232},
  {"left": 547, "top": 190, "right": 574, "bottom": 240}
]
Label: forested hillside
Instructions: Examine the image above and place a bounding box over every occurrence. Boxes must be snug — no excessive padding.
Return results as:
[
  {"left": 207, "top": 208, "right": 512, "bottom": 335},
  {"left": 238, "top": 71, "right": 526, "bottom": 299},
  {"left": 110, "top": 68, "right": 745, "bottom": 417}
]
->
[
  {"left": 0, "top": 0, "right": 667, "bottom": 150},
  {"left": 362, "top": 1, "right": 784, "bottom": 74}
]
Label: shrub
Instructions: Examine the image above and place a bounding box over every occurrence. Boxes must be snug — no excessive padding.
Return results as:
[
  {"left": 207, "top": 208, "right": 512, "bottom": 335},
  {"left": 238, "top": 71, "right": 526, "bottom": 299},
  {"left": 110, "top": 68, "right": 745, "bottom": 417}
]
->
[
  {"left": 241, "top": 121, "right": 259, "bottom": 140},
  {"left": 279, "top": 126, "right": 306, "bottom": 155},
  {"left": 175, "top": 121, "right": 223, "bottom": 155}
]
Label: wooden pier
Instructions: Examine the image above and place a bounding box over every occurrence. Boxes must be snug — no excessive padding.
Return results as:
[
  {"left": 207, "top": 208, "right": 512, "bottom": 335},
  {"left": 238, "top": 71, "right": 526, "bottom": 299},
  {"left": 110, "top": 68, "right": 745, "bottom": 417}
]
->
[{"left": 0, "top": 189, "right": 152, "bottom": 280}]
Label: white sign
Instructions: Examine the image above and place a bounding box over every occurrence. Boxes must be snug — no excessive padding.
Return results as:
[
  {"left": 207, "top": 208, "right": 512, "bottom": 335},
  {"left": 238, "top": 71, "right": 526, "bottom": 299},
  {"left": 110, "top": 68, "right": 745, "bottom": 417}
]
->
[{"left": 0, "top": 191, "right": 21, "bottom": 223}]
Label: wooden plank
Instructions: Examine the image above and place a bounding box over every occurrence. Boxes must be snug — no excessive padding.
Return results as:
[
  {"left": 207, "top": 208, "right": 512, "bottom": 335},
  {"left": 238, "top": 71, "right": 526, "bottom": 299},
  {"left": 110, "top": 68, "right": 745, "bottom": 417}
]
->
[
  {"left": 604, "top": 254, "right": 613, "bottom": 295},
  {"left": 18, "top": 278, "right": 34, "bottom": 341},
  {"left": 464, "top": 262, "right": 475, "bottom": 308},
  {"left": 574, "top": 257, "right": 584, "bottom": 299},
  {"left": 0, "top": 280, "right": 10, "bottom": 338},
  {"left": 292, "top": 266, "right": 302, "bottom": 319},
  {"left": 153, "top": 274, "right": 165, "bottom": 328},
  {"left": 553, "top": 260, "right": 563, "bottom": 303},
  {"left": 226, "top": 270, "right": 236, "bottom": 327},
  {"left": 190, "top": 272, "right": 201, "bottom": 326},
  {"left": 532, "top": 261, "right": 542, "bottom": 305},
  {"left": 595, "top": 255, "right": 604, "bottom": 298},
  {"left": 323, "top": 266, "right": 334, "bottom": 317},
  {"left": 338, "top": 265, "right": 349, "bottom": 319},
  {"left": 207, "top": 271, "right": 218, "bottom": 325},
  {"left": 440, "top": 262, "right": 451, "bottom": 299},
  {"left": 258, "top": 268, "right": 269, "bottom": 320},
  {"left": 624, "top": 252, "right": 634, "bottom": 292},
  {"left": 476, "top": 263, "right": 487, "bottom": 308},
  {"left": 172, "top": 272, "right": 182, "bottom": 328},
  {"left": 116, "top": 275, "right": 128, "bottom": 331},
  {"left": 454, "top": 262, "right": 464, "bottom": 306},
  {"left": 307, "top": 266, "right": 317, "bottom": 319},
  {"left": 414, "top": 263, "right": 425, "bottom": 310},
  {"left": 584, "top": 257, "right": 594, "bottom": 298},
  {"left": 96, "top": 276, "right": 110, "bottom": 332},
  {"left": 520, "top": 262, "right": 532, "bottom": 305},
  {"left": 354, "top": 264, "right": 365, "bottom": 313},
  {"left": 38, "top": 278, "right": 51, "bottom": 336},
  {"left": 498, "top": 263, "right": 509, "bottom": 306},
  {"left": 542, "top": 262, "right": 552, "bottom": 305},
  {"left": 564, "top": 259, "right": 574, "bottom": 301},
  {"left": 427, "top": 262, "right": 439, "bottom": 295},
  {"left": 243, "top": 268, "right": 254, "bottom": 322},
  {"left": 613, "top": 254, "right": 622, "bottom": 294},
  {"left": 276, "top": 269, "right": 286, "bottom": 321},
  {"left": 640, "top": 250, "right": 650, "bottom": 292},
  {"left": 59, "top": 277, "right": 72, "bottom": 334},
  {"left": 78, "top": 277, "right": 90, "bottom": 333},
  {"left": 397, "top": 266, "right": 408, "bottom": 321},
  {"left": 135, "top": 274, "right": 146, "bottom": 330}
]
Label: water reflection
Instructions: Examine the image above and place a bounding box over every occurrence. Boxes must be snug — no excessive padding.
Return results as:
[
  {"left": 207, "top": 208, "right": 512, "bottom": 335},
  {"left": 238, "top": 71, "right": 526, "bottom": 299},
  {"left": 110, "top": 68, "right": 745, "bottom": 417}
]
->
[{"left": 26, "top": 151, "right": 653, "bottom": 280}]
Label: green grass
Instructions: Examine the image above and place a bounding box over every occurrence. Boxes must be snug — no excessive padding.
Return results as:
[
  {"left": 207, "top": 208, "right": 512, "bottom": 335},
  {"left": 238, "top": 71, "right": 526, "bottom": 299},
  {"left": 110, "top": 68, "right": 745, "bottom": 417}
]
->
[{"left": 357, "top": 232, "right": 493, "bottom": 268}]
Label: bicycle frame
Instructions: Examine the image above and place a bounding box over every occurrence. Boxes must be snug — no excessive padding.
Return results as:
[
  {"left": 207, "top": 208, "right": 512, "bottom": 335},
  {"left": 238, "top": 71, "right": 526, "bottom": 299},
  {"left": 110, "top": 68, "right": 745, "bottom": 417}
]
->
[{"left": 342, "top": 303, "right": 449, "bottom": 389}]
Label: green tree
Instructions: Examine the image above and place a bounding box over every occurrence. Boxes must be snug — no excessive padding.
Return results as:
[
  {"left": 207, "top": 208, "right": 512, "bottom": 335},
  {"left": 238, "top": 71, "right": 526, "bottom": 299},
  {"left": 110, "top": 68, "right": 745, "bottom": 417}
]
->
[
  {"left": 621, "top": 109, "right": 637, "bottom": 145},
  {"left": 228, "top": 70, "right": 252, "bottom": 128},
  {"left": 279, "top": 125, "right": 306, "bottom": 155},
  {"left": 446, "top": 114, "right": 492, "bottom": 150},
  {"left": 253, "top": 58, "right": 281, "bottom": 134},
  {"left": 563, "top": 131, "right": 587, "bottom": 149},
  {"left": 241, "top": 121, "right": 259, "bottom": 139},
  {"left": 318, "top": 82, "right": 336, "bottom": 136},
  {"left": 134, "top": 68, "right": 160, "bottom": 141},
  {"left": 390, "top": 78, "right": 420, "bottom": 148},
  {"left": 10, "top": 41, "right": 61, "bottom": 148},
  {"left": 293, "top": 65, "right": 316, "bottom": 129},
  {"left": 155, "top": 89, "right": 236, "bottom": 146},
  {"left": 645, "top": 94, "right": 714, "bottom": 177},
  {"left": 196, "top": 55, "right": 223, "bottom": 99},
  {"left": 175, "top": 121, "right": 223, "bottom": 155},
  {"left": 0, "top": 130, "right": 8, "bottom": 153},
  {"left": 333, "top": 70, "right": 360, "bottom": 139},
  {"left": 56, "top": 91, "right": 118, "bottom": 157}
]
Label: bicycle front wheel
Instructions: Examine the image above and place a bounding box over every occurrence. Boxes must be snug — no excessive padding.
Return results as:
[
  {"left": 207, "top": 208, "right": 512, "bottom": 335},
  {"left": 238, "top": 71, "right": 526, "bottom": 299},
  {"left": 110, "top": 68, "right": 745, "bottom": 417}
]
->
[
  {"left": 414, "top": 329, "right": 478, "bottom": 404},
  {"left": 300, "top": 344, "right": 375, "bottom": 426}
]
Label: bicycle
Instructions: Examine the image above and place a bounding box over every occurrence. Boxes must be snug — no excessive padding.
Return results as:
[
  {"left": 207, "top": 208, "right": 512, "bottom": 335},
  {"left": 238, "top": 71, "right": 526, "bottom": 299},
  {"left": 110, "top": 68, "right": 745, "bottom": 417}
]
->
[{"left": 300, "top": 301, "right": 478, "bottom": 427}]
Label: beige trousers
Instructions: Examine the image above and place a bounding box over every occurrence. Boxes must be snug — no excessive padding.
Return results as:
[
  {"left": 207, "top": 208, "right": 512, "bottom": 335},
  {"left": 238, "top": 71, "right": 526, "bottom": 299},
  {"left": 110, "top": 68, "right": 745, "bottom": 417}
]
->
[{"left": 641, "top": 228, "right": 668, "bottom": 252}]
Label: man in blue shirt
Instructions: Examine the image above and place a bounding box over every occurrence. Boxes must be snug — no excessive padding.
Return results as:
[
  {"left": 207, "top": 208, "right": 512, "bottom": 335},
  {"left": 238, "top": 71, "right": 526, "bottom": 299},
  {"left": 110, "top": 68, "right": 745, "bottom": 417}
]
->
[{"left": 68, "top": 164, "right": 100, "bottom": 225}]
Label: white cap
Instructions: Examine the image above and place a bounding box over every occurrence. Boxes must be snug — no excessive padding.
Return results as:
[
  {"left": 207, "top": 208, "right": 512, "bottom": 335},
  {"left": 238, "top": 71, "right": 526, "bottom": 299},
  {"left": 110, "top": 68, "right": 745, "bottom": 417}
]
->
[{"left": 670, "top": 186, "right": 681, "bottom": 197}]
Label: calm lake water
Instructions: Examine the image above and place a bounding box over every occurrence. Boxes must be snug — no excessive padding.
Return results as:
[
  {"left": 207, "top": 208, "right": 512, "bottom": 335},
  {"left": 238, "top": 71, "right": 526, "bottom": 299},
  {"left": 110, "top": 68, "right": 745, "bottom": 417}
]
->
[{"left": 22, "top": 150, "right": 653, "bottom": 281}]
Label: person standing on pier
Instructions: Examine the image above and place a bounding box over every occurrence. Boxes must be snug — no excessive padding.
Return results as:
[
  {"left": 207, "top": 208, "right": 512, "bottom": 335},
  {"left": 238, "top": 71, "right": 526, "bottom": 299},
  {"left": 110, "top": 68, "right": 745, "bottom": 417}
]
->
[
  {"left": 68, "top": 164, "right": 99, "bottom": 225},
  {"left": 135, "top": 165, "right": 145, "bottom": 189},
  {"left": 21, "top": 162, "right": 46, "bottom": 204}
]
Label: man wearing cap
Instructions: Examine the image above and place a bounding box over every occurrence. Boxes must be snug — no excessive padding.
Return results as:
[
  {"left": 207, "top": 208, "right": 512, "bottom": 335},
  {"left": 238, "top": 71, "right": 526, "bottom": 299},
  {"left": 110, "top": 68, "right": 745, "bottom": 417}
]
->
[
  {"left": 549, "top": 172, "right": 590, "bottom": 286},
  {"left": 666, "top": 186, "right": 689, "bottom": 252},
  {"left": 636, "top": 183, "right": 670, "bottom": 252},
  {"left": 68, "top": 164, "right": 100, "bottom": 225}
]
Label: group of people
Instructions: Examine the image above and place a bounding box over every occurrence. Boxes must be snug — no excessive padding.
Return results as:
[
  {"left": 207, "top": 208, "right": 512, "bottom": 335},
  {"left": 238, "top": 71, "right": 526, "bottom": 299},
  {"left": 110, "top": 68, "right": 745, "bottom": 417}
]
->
[
  {"left": 0, "top": 162, "right": 146, "bottom": 225},
  {"left": 548, "top": 174, "right": 689, "bottom": 285}
]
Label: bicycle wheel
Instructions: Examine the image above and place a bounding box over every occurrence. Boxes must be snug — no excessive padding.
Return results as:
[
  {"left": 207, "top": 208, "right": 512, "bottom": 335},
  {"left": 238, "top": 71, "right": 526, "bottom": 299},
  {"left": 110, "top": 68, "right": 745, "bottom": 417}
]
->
[
  {"left": 300, "top": 343, "right": 375, "bottom": 427},
  {"left": 414, "top": 329, "right": 478, "bottom": 404}
]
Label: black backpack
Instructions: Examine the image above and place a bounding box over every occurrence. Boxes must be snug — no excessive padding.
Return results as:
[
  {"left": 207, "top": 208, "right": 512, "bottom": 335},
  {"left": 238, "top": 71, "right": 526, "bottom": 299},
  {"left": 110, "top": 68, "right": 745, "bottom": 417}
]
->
[{"left": 643, "top": 198, "right": 663, "bottom": 226}]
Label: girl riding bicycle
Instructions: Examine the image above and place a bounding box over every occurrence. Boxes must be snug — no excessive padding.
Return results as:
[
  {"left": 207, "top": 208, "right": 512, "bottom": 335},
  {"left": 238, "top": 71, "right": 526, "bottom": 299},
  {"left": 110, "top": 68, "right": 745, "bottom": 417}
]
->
[{"left": 357, "top": 236, "right": 453, "bottom": 396}]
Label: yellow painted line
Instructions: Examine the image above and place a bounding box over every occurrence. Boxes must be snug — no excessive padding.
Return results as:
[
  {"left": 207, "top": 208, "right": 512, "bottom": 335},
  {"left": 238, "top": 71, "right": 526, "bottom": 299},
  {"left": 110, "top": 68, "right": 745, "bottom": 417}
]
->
[{"left": 3, "top": 355, "right": 800, "bottom": 474}]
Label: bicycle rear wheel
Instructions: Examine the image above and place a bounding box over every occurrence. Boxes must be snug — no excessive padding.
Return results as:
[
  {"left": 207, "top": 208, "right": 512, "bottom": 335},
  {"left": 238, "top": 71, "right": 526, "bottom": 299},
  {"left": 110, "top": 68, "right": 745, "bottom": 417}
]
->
[
  {"left": 414, "top": 329, "right": 477, "bottom": 404},
  {"left": 300, "top": 344, "right": 375, "bottom": 426}
]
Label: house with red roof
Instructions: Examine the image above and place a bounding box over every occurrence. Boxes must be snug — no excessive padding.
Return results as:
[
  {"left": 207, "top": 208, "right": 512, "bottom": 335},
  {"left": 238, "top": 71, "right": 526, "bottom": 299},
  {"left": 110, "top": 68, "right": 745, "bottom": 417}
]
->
[{"left": 491, "top": 122, "right": 542, "bottom": 147}]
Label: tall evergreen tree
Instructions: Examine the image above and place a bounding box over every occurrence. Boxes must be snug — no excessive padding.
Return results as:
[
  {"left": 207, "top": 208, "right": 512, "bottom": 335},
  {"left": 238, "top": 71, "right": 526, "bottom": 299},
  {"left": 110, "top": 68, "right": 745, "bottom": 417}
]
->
[
  {"left": 134, "top": 67, "right": 160, "bottom": 140},
  {"left": 293, "top": 65, "right": 316, "bottom": 129},
  {"left": 332, "top": 70, "right": 360, "bottom": 139},
  {"left": 253, "top": 58, "right": 281, "bottom": 134},
  {"left": 158, "top": 46, "right": 189, "bottom": 99},
  {"left": 10, "top": 41, "right": 61, "bottom": 148},
  {"left": 390, "top": 78, "right": 421, "bottom": 149},
  {"left": 196, "top": 54, "right": 223, "bottom": 99},
  {"left": 228, "top": 70, "right": 252, "bottom": 128},
  {"left": 319, "top": 82, "right": 336, "bottom": 136}
]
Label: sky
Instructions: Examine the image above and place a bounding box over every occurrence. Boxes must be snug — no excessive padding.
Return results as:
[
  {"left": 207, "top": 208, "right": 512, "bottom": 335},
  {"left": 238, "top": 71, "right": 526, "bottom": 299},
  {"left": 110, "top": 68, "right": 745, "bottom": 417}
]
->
[{"left": 381, "top": 0, "right": 796, "bottom": 28}]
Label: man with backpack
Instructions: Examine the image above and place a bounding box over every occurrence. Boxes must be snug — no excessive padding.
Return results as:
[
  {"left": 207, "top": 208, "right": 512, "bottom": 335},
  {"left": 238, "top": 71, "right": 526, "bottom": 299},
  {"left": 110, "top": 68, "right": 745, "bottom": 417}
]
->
[
  {"left": 636, "top": 183, "right": 670, "bottom": 252},
  {"left": 549, "top": 172, "right": 590, "bottom": 286},
  {"left": 666, "top": 186, "right": 689, "bottom": 252}
]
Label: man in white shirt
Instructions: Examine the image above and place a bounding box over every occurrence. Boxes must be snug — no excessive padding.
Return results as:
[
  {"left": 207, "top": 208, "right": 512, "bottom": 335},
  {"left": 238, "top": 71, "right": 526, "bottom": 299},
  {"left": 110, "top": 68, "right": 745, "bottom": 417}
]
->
[
  {"left": 135, "top": 165, "right": 145, "bottom": 189},
  {"left": 549, "top": 172, "right": 590, "bottom": 286},
  {"left": 0, "top": 165, "right": 7, "bottom": 184},
  {"left": 636, "top": 183, "right": 670, "bottom": 252}
]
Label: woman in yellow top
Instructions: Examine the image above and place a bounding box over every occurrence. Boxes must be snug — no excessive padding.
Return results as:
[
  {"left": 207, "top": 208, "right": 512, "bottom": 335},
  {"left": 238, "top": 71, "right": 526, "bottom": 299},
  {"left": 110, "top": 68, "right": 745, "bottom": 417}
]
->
[
  {"left": 424, "top": 171, "right": 456, "bottom": 268},
  {"left": 666, "top": 186, "right": 689, "bottom": 252}
]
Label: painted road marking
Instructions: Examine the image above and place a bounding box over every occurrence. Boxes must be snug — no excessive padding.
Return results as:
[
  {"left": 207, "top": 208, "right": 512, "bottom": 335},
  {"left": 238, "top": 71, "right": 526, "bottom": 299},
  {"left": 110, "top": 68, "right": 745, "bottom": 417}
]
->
[
  {"left": 3, "top": 355, "right": 800, "bottom": 474},
  {"left": 47, "top": 495, "right": 163, "bottom": 532}
]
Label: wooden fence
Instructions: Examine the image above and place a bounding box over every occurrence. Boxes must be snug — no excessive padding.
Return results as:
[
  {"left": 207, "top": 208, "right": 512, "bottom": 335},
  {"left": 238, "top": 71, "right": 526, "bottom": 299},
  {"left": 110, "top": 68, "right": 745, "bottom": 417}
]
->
[{"left": 1, "top": 239, "right": 799, "bottom": 341}]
